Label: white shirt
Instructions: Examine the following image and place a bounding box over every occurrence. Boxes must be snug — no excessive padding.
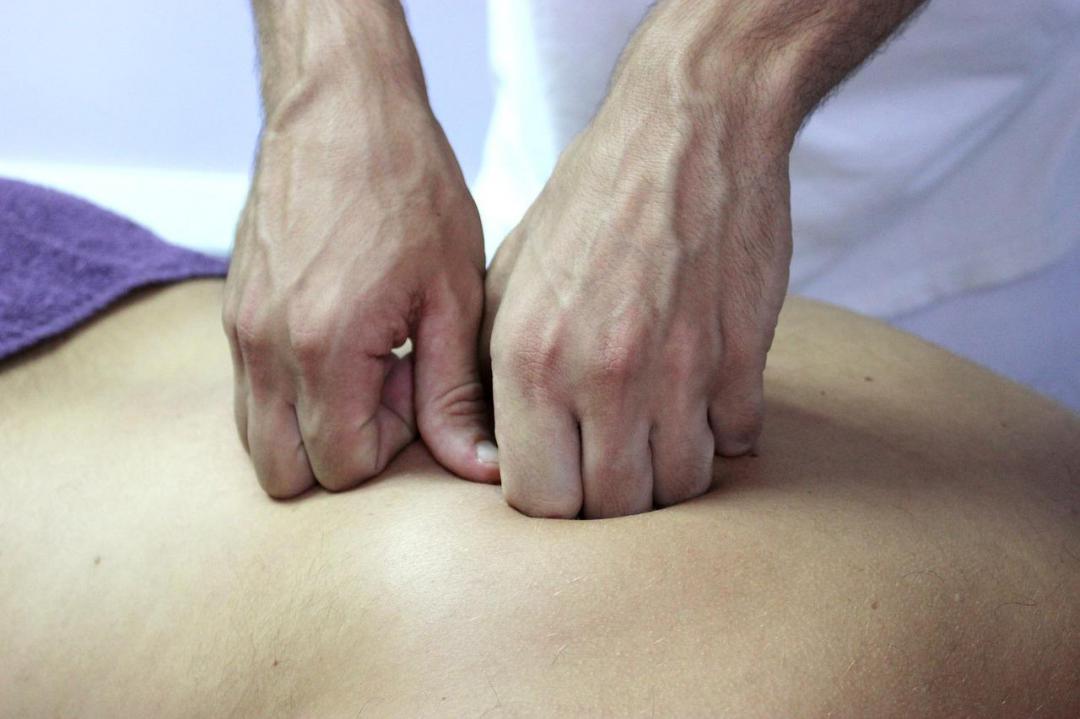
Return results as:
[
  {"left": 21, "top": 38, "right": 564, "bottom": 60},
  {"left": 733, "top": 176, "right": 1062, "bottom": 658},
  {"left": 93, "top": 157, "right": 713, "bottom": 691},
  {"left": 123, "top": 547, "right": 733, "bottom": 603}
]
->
[{"left": 472, "top": 0, "right": 1080, "bottom": 317}]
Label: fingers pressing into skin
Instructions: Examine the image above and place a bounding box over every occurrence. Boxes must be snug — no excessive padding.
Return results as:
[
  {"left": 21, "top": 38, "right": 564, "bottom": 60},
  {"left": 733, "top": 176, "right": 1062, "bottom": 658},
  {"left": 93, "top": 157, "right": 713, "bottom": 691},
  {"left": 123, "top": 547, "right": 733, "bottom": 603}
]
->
[
  {"left": 580, "top": 417, "right": 654, "bottom": 519},
  {"left": 650, "top": 405, "right": 715, "bottom": 508},
  {"left": 223, "top": 309, "right": 250, "bottom": 454},
  {"left": 414, "top": 282, "right": 500, "bottom": 484},
  {"left": 493, "top": 372, "right": 583, "bottom": 518},
  {"left": 246, "top": 392, "right": 316, "bottom": 499},
  {"left": 708, "top": 367, "right": 766, "bottom": 458},
  {"left": 293, "top": 348, "right": 415, "bottom": 493}
]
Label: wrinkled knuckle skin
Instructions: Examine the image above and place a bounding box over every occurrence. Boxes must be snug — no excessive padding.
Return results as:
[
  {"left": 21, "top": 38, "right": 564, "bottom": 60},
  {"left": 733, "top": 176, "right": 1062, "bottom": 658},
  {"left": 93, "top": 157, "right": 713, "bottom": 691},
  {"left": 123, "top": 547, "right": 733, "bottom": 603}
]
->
[
  {"left": 496, "top": 335, "right": 561, "bottom": 398},
  {"left": 286, "top": 315, "right": 334, "bottom": 372},
  {"left": 587, "top": 342, "right": 638, "bottom": 387},
  {"left": 420, "top": 380, "right": 487, "bottom": 430}
]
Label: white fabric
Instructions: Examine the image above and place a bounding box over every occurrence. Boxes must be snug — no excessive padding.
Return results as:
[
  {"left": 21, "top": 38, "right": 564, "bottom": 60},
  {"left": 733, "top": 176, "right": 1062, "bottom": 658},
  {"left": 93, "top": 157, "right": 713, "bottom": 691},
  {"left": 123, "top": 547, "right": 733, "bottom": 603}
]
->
[
  {"left": 473, "top": 0, "right": 1080, "bottom": 318},
  {"left": 890, "top": 238, "right": 1080, "bottom": 412}
]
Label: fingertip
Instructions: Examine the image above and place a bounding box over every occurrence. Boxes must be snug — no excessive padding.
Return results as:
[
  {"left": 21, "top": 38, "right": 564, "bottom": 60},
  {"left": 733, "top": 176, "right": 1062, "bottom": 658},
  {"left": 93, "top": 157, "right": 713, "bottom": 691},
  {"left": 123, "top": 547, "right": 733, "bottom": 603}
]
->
[
  {"left": 422, "top": 420, "right": 502, "bottom": 484},
  {"left": 471, "top": 439, "right": 502, "bottom": 483}
]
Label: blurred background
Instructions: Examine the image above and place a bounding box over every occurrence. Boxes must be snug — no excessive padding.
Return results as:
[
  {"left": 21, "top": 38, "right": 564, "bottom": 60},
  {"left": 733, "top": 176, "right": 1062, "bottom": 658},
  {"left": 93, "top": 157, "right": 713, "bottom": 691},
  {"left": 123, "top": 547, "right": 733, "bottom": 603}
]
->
[
  {"left": 0, "top": 0, "right": 492, "bottom": 256},
  {"left": 1, "top": 0, "right": 1076, "bottom": 409}
]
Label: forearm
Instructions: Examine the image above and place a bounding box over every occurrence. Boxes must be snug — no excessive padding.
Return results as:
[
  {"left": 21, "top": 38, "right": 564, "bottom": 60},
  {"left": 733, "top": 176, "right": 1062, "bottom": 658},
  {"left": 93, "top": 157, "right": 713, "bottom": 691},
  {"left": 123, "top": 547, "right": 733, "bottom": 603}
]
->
[
  {"left": 250, "top": 0, "right": 430, "bottom": 130},
  {"left": 608, "top": 0, "right": 927, "bottom": 152}
]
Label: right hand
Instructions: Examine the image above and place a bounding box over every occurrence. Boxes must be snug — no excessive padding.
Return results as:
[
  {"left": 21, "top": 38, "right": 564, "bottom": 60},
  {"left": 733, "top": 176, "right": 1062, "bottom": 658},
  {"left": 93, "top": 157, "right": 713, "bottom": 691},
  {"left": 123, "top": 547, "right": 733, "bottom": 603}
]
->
[{"left": 223, "top": 89, "right": 498, "bottom": 498}]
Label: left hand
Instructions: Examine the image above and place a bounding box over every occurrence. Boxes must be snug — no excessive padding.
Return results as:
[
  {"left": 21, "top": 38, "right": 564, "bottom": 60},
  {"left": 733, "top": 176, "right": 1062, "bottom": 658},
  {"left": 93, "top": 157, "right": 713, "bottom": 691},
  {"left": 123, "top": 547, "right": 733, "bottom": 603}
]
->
[{"left": 482, "top": 72, "right": 793, "bottom": 519}]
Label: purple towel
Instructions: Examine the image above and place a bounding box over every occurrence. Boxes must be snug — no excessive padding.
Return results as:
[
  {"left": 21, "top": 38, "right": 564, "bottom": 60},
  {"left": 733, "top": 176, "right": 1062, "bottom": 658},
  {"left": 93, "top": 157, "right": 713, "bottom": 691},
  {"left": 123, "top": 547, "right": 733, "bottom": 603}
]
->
[{"left": 0, "top": 177, "right": 229, "bottom": 361}]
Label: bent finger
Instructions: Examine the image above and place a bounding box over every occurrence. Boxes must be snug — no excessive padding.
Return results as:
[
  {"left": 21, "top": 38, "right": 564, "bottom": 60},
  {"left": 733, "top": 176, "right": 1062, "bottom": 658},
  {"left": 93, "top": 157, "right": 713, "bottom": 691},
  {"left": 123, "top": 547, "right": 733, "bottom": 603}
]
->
[
  {"left": 493, "top": 374, "right": 582, "bottom": 518},
  {"left": 296, "top": 352, "right": 415, "bottom": 492},
  {"left": 708, "top": 369, "right": 765, "bottom": 458},
  {"left": 247, "top": 392, "right": 316, "bottom": 498},
  {"left": 650, "top": 404, "right": 715, "bottom": 508},
  {"left": 580, "top": 415, "right": 653, "bottom": 519}
]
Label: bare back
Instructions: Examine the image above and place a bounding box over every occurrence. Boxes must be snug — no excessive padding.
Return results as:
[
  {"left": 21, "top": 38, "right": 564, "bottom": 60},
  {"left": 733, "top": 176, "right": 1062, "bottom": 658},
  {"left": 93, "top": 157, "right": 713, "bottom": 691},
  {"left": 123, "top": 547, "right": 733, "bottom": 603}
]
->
[{"left": 1, "top": 280, "right": 1077, "bottom": 717}]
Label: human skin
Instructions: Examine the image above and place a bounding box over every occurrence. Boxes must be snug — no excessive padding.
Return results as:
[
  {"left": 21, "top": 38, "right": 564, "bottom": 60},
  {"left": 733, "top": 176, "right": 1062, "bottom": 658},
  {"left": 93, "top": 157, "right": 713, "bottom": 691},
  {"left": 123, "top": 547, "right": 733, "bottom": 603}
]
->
[
  {"left": 2, "top": 280, "right": 1078, "bottom": 717},
  {"left": 224, "top": 0, "right": 498, "bottom": 499},
  {"left": 486, "top": 0, "right": 927, "bottom": 519},
  {"left": 228, "top": 0, "right": 928, "bottom": 518}
]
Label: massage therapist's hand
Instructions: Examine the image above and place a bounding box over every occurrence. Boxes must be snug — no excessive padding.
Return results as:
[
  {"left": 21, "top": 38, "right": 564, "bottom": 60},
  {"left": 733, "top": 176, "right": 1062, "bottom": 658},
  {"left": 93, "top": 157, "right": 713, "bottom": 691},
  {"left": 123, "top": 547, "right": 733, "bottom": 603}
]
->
[
  {"left": 483, "top": 20, "right": 799, "bottom": 519},
  {"left": 223, "top": 1, "right": 497, "bottom": 497}
]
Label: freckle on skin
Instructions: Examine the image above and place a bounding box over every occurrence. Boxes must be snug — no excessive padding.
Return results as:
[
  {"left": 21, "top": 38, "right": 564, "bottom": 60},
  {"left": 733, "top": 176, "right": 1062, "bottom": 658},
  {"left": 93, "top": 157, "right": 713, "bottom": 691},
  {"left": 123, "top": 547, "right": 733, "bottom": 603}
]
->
[
  {"left": 864, "top": 376, "right": 873, "bottom": 382},
  {"left": 93, "top": 556, "right": 101, "bottom": 566},
  {"left": 272, "top": 659, "right": 279, "bottom": 667},
  {"left": 870, "top": 600, "right": 879, "bottom": 610}
]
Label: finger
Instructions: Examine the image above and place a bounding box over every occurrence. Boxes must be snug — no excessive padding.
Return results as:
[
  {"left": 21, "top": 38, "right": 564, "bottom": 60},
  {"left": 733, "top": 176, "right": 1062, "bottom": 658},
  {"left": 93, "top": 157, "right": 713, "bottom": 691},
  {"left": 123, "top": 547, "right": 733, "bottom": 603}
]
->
[
  {"left": 295, "top": 351, "right": 415, "bottom": 492},
  {"left": 246, "top": 391, "right": 316, "bottom": 499},
  {"left": 415, "top": 286, "right": 499, "bottom": 484},
  {"left": 479, "top": 230, "right": 527, "bottom": 381},
  {"left": 580, "top": 415, "right": 654, "bottom": 519},
  {"left": 493, "top": 373, "right": 582, "bottom": 518},
  {"left": 708, "top": 369, "right": 765, "bottom": 457},
  {"left": 233, "top": 364, "right": 250, "bottom": 454},
  {"left": 650, "top": 404, "right": 715, "bottom": 508},
  {"left": 223, "top": 326, "right": 251, "bottom": 454}
]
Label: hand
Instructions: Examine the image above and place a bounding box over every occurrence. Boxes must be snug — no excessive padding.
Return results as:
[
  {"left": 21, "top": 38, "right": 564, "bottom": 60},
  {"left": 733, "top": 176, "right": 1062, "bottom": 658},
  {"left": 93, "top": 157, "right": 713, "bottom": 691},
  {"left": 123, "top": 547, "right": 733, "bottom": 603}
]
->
[
  {"left": 223, "top": 90, "right": 498, "bottom": 498},
  {"left": 482, "top": 70, "right": 792, "bottom": 519}
]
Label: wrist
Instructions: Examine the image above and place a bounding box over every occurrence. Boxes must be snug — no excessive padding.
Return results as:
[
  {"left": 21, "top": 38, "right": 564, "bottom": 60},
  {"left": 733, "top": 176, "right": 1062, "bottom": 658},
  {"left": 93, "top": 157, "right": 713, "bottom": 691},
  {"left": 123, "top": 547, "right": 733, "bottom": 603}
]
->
[
  {"left": 256, "top": 1, "right": 431, "bottom": 131},
  {"left": 606, "top": 0, "right": 812, "bottom": 157}
]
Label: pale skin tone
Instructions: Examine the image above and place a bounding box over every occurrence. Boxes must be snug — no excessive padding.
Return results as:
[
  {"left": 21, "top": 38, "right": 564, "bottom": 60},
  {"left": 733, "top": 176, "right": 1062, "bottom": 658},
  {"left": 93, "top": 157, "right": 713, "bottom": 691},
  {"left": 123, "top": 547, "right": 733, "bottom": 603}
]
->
[
  {"left": 2, "top": 281, "right": 1078, "bottom": 716},
  {"left": 225, "top": 0, "right": 926, "bottom": 516}
]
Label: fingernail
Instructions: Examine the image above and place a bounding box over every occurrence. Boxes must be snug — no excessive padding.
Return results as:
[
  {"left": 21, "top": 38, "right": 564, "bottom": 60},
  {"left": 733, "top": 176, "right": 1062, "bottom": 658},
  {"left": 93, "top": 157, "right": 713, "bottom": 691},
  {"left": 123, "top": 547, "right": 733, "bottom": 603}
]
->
[{"left": 475, "top": 440, "right": 499, "bottom": 465}]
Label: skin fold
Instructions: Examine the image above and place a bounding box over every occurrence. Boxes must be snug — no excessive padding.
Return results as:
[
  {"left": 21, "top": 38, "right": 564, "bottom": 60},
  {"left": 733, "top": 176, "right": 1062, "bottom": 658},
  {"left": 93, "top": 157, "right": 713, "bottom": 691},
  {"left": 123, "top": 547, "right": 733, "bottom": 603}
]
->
[{"left": 2, "top": 280, "right": 1077, "bottom": 717}]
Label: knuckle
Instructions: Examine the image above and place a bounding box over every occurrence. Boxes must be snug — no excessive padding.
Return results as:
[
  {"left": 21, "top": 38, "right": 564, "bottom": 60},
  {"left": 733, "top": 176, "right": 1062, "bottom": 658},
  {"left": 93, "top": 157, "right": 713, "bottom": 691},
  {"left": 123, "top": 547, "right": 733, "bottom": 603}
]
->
[
  {"left": 286, "top": 315, "right": 334, "bottom": 370},
  {"left": 588, "top": 320, "right": 647, "bottom": 385},
  {"left": 495, "top": 331, "right": 561, "bottom": 394},
  {"left": 419, "top": 379, "right": 486, "bottom": 429},
  {"left": 587, "top": 343, "right": 637, "bottom": 385},
  {"left": 234, "top": 310, "right": 269, "bottom": 358}
]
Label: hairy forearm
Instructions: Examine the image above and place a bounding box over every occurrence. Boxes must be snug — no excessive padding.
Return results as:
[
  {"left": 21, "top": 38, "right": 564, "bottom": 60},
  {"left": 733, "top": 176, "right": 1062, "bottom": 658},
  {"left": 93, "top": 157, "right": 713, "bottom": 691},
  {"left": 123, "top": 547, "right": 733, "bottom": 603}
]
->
[
  {"left": 610, "top": 0, "right": 927, "bottom": 152},
  {"left": 250, "top": 0, "right": 429, "bottom": 128}
]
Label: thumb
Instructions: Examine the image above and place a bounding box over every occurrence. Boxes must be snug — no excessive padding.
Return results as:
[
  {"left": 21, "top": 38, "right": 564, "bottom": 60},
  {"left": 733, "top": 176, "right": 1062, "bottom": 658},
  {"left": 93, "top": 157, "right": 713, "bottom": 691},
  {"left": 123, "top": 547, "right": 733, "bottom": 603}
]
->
[{"left": 414, "top": 286, "right": 500, "bottom": 484}]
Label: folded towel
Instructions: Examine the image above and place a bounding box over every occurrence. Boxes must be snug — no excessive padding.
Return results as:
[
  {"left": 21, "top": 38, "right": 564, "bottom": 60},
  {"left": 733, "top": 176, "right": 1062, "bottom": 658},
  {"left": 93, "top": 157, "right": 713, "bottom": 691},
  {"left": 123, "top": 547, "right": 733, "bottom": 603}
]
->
[{"left": 0, "top": 177, "right": 229, "bottom": 361}]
